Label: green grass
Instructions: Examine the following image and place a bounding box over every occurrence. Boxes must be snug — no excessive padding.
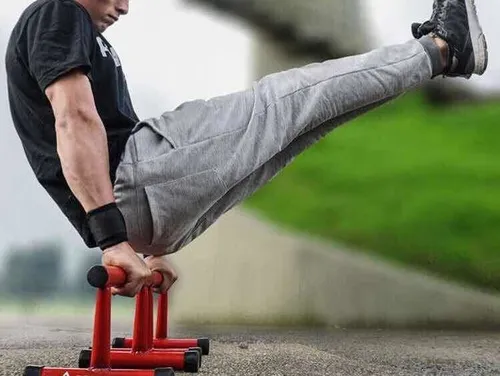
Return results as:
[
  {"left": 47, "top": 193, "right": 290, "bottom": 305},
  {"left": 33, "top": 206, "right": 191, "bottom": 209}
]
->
[{"left": 243, "top": 91, "right": 500, "bottom": 292}]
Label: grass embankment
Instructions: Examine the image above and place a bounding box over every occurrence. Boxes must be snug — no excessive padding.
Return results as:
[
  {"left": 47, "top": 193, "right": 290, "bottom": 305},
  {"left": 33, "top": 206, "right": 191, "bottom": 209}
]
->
[{"left": 244, "top": 92, "right": 500, "bottom": 292}]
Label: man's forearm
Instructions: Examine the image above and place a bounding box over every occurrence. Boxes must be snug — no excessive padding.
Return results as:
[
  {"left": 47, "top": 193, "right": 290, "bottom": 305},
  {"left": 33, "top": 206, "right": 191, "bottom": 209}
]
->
[{"left": 55, "top": 116, "right": 115, "bottom": 213}]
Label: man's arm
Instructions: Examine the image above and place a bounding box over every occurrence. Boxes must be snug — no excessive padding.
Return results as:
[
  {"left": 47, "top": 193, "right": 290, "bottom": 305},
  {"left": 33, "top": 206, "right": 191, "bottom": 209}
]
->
[
  {"left": 45, "top": 69, "right": 154, "bottom": 297},
  {"left": 45, "top": 70, "right": 114, "bottom": 212},
  {"left": 19, "top": 0, "right": 169, "bottom": 298},
  {"left": 44, "top": 70, "right": 178, "bottom": 297}
]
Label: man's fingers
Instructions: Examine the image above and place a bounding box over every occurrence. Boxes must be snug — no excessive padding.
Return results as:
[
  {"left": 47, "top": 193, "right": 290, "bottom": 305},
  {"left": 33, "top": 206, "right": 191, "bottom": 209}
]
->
[
  {"left": 110, "top": 270, "right": 151, "bottom": 297},
  {"left": 112, "top": 280, "right": 144, "bottom": 297},
  {"left": 114, "top": 272, "right": 175, "bottom": 295},
  {"left": 144, "top": 256, "right": 178, "bottom": 281},
  {"left": 137, "top": 268, "right": 153, "bottom": 283},
  {"left": 161, "top": 269, "right": 178, "bottom": 287},
  {"left": 153, "top": 273, "right": 178, "bottom": 294}
]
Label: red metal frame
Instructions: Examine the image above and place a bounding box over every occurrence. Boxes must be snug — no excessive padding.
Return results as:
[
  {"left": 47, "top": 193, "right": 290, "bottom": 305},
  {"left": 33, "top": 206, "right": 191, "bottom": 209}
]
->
[
  {"left": 24, "top": 266, "right": 174, "bottom": 376},
  {"left": 27, "top": 368, "right": 173, "bottom": 376},
  {"left": 115, "top": 292, "right": 210, "bottom": 355},
  {"left": 81, "top": 268, "right": 201, "bottom": 372},
  {"left": 104, "top": 286, "right": 200, "bottom": 372}
]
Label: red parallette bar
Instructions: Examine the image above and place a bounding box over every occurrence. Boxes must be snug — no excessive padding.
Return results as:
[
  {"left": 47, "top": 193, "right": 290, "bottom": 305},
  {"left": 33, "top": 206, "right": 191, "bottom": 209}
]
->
[
  {"left": 87, "top": 266, "right": 163, "bottom": 289},
  {"left": 155, "top": 338, "right": 199, "bottom": 348},
  {"left": 155, "top": 293, "right": 168, "bottom": 339},
  {"left": 87, "top": 265, "right": 127, "bottom": 289},
  {"left": 110, "top": 351, "right": 187, "bottom": 370},
  {"left": 106, "top": 266, "right": 127, "bottom": 287},
  {"left": 32, "top": 367, "right": 174, "bottom": 375},
  {"left": 147, "top": 288, "right": 154, "bottom": 349},
  {"left": 119, "top": 334, "right": 206, "bottom": 355},
  {"left": 155, "top": 293, "right": 208, "bottom": 354},
  {"left": 151, "top": 272, "right": 163, "bottom": 288},
  {"left": 111, "top": 348, "right": 199, "bottom": 354},
  {"left": 132, "top": 287, "right": 151, "bottom": 352},
  {"left": 109, "top": 347, "right": 203, "bottom": 368},
  {"left": 120, "top": 338, "right": 198, "bottom": 349},
  {"left": 38, "top": 368, "right": 166, "bottom": 375},
  {"left": 90, "top": 287, "right": 112, "bottom": 368},
  {"left": 114, "top": 291, "right": 209, "bottom": 356},
  {"left": 25, "top": 266, "right": 177, "bottom": 376}
]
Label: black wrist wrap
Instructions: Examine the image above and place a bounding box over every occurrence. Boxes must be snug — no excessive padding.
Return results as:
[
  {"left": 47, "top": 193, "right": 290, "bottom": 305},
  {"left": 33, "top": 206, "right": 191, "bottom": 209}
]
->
[{"left": 87, "top": 203, "right": 128, "bottom": 250}]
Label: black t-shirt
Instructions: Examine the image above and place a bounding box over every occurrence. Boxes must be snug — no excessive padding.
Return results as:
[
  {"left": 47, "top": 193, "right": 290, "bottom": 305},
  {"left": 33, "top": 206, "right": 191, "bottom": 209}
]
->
[{"left": 5, "top": 0, "right": 139, "bottom": 248}]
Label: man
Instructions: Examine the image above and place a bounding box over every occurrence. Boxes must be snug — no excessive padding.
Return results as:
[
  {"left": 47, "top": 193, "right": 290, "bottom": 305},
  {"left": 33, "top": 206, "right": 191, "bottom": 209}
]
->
[{"left": 5, "top": 0, "right": 488, "bottom": 298}]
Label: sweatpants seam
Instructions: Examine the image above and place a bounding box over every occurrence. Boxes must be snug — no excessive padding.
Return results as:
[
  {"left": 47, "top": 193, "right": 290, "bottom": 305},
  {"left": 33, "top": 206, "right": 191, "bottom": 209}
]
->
[
  {"left": 255, "top": 47, "right": 427, "bottom": 118},
  {"left": 220, "top": 49, "right": 428, "bottom": 194},
  {"left": 132, "top": 164, "right": 144, "bottom": 245},
  {"left": 213, "top": 167, "right": 229, "bottom": 191},
  {"left": 190, "top": 96, "right": 399, "bottom": 249}
]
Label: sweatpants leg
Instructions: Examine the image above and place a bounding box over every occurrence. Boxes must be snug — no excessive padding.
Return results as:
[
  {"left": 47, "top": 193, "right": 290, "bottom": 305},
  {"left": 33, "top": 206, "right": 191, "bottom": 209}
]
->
[
  {"left": 178, "top": 96, "right": 396, "bottom": 250},
  {"left": 114, "top": 38, "right": 433, "bottom": 255}
]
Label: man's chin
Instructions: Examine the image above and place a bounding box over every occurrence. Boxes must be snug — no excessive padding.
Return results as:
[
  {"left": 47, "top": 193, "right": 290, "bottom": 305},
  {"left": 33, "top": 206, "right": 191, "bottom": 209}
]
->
[{"left": 97, "top": 22, "right": 109, "bottom": 33}]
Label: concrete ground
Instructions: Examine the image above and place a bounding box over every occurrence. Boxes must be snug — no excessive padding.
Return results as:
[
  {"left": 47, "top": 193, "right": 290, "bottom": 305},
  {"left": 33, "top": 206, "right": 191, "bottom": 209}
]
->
[{"left": 2, "top": 315, "right": 500, "bottom": 376}]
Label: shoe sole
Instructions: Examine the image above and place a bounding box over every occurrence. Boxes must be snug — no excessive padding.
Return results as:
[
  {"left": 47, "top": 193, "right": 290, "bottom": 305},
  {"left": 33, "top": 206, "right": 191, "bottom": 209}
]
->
[{"left": 465, "top": 0, "right": 488, "bottom": 75}]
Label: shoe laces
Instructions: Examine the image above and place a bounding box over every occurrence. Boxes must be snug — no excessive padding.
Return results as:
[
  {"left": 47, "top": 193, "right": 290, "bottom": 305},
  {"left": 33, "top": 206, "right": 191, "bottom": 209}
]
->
[{"left": 412, "top": 20, "right": 437, "bottom": 39}]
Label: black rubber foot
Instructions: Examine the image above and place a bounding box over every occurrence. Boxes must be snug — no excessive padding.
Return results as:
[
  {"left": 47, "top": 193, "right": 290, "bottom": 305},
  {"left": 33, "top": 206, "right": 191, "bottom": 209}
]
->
[
  {"left": 24, "top": 366, "right": 43, "bottom": 376},
  {"left": 184, "top": 350, "right": 200, "bottom": 373},
  {"left": 197, "top": 337, "right": 210, "bottom": 355},
  {"left": 112, "top": 337, "right": 126, "bottom": 348},
  {"left": 87, "top": 265, "right": 108, "bottom": 288},
  {"left": 79, "top": 349, "right": 92, "bottom": 368},
  {"left": 154, "top": 368, "right": 175, "bottom": 376},
  {"left": 188, "top": 347, "right": 202, "bottom": 367}
]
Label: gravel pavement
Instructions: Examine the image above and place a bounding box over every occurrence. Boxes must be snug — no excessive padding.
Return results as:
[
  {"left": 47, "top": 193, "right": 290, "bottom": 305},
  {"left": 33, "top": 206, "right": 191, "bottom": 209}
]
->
[{"left": 2, "top": 315, "right": 500, "bottom": 375}]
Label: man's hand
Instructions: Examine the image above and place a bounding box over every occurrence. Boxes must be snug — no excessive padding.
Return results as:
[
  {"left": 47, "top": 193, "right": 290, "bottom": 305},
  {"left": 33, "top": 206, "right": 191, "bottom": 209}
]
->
[
  {"left": 144, "top": 255, "right": 179, "bottom": 294},
  {"left": 101, "top": 242, "right": 152, "bottom": 297}
]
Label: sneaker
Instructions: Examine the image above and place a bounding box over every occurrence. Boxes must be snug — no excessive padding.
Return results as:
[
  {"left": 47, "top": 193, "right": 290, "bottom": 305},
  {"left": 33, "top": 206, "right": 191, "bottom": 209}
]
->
[{"left": 412, "top": 0, "right": 488, "bottom": 78}]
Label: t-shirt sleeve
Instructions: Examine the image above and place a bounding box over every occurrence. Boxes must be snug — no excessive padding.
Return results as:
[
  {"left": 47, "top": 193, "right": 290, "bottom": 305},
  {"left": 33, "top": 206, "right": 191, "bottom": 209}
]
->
[{"left": 24, "top": 0, "right": 94, "bottom": 92}]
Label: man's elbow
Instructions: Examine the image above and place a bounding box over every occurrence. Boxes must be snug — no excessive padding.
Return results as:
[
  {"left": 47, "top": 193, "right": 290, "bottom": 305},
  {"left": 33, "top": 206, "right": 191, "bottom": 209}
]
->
[{"left": 54, "top": 106, "right": 101, "bottom": 132}]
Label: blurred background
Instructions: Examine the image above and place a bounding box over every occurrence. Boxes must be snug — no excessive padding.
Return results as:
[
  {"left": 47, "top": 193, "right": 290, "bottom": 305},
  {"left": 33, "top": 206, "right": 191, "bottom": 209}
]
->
[{"left": 0, "top": 0, "right": 499, "bottom": 326}]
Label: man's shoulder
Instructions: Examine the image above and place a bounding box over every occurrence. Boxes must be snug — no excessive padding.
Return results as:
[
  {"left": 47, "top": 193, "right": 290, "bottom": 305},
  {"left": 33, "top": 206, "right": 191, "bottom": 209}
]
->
[
  {"left": 16, "top": 0, "right": 91, "bottom": 28},
  {"left": 7, "top": 0, "right": 94, "bottom": 56}
]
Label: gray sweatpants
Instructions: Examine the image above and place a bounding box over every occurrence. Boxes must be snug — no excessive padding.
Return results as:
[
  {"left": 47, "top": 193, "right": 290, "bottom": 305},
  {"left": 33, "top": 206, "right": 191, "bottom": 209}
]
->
[{"left": 113, "top": 38, "right": 433, "bottom": 256}]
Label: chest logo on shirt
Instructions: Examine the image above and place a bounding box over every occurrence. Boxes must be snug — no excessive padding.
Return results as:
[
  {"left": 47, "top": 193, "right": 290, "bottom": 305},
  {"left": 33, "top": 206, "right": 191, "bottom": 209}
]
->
[{"left": 96, "top": 36, "right": 122, "bottom": 68}]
